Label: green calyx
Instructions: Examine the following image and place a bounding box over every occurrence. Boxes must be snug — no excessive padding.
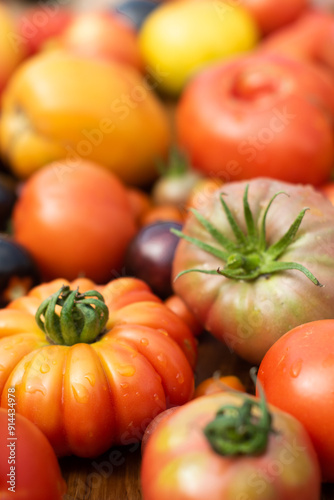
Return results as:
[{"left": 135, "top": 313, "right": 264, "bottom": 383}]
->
[
  {"left": 156, "top": 146, "right": 190, "bottom": 177},
  {"left": 35, "top": 286, "right": 109, "bottom": 346},
  {"left": 204, "top": 368, "right": 273, "bottom": 456},
  {"left": 172, "top": 184, "right": 323, "bottom": 286}
]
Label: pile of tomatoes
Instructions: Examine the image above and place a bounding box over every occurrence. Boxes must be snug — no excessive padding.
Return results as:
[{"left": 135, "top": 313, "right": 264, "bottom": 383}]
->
[{"left": 0, "top": 0, "right": 334, "bottom": 498}]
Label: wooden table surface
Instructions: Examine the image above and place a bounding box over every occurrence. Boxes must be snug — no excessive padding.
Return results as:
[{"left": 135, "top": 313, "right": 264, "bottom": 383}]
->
[{"left": 58, "top": 332, "right": 334, "bottom": 500}]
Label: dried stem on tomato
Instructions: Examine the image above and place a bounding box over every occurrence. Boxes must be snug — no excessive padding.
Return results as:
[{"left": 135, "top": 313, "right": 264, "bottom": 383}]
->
[{"left": 204, "top": 368, "right": 273, "bottom": 456}]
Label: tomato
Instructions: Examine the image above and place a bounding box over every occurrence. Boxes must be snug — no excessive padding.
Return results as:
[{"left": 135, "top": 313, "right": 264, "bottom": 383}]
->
[
  {"left": 139, "top": 0, "right": 259, "bottom": 95},
  {"left": 151, "top": 148, "right": 203, "bottom": 209},
  {"left": 0, "top": 51, "right": 171, "bottom": 185},
  {"left": 58, "top": 11, "right": 144, "bottom": 72},
  {"left": 165, "top": 294, "right": 202, "bottom": 337},
  {"left": 0, "top": 408, "right": 66, "bottom": 499},
  {"left": 12, "top": 160, "right": 137, "bottom": 283},
  {"left": 240, "top": 0, "right": 308, "bottom": 34},
  {"left": 17, "top": 6, "right": 73, "bottom": 56},
  {"left": 0, "top": 277, "right": 196, "bottom": 457},
  {"left": 172, "top": 178, "right": 334, "bottom": 364},
  {"left": 125, "top": 221, "right": 183, "bottom": 298},
  {"left": 193, "top": 374, "right": 246, "bottom": 398},
  {"left": 259, "top": 11, "right": 334, "bottom": 74},
  {"left": 0, "top": 4, "right": 27, "bottom": 97},
  {"left": 126, "top": 186, "right": 152, "bottom": 225},
  {"left": 139, "top": 204, "right": 185, "bottom": 226},
  {"left": 141, "top": 390, "right": 321, "bottom": 500},
  {"left": 176, "top": 53, "right": 334, "bottom": 186},
  {"left": 257, "top": 319, "right": 334, "bottom": 482}
]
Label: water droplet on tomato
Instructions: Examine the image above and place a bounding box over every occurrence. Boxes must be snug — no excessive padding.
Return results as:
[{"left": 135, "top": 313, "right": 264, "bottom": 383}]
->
[
  {"left": 40, "top": 363, "right": 50, "bottom": 374},
  {"left": 176, "top": 372, "right": 184, "bottom": 384},
  {"left": 290, "top": 359, "right": 303, "bottom": 378},
  {"left": 157, "top": 353, "right": 167, "bottom": 367},
  {"left": 120, "top": 382, "right": 128, "bottom": 389},
  {"left": 84, "top": 373, "right": 95, "bottom": 386},
  {"left": 157, "top": 329, "right": 168, "bottom": 337},
  {"left": 72, "top": 383, "right": 90, "bottom": 404},
  {"left": 153, "top": 393, "right": 159, "bottom": 401},
  {"left": 26, "top": 380, "right": 47, "bottom": 396},
  {"left": 116, "top": 365, "right": 136, "bottom": 377},
  {"left": 140, "top": 338, "right": 149, "bottom": 346}
]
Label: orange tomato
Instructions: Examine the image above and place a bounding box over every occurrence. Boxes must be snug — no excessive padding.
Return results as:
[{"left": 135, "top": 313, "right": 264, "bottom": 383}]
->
[
  {"left": 165, "top": 294, "right": 202, "bottom": 336},
  {"left": 12, "top": 160, "right": 137, "bottom": 283},
  {"left": 126, "top": 186, "right": 152, "bottom": 225},
  {"left": 140, "top": 204, "right": 185, "bottom": 226},
  {"left": 0, "top": 277, "right": 197, "bottom": 457},
  {"left": 193, "top": 374, "right": 246, "bottom": 398}
]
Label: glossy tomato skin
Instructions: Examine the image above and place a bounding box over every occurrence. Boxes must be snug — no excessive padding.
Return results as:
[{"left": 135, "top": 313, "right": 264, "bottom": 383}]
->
[
  {"left": 12, "top": 161, "right": 137, "bottom": 283},
  {"left": 172, "top": 178, "right": 334, "bottom": 364},
  {"left": 257, "top": 319, "right": 334, "bottom": 482},
  {"left": 141, "top": 392, "right": 321, "bottom": 500},
  {"left": 0, "top": 277, "right": 196, "bottom": 457},
  {"left": 176, "top": 54, "right": 334, "bottom": 187},
  {"left": 0, "top": 408, "right": 66, "bottom": 499},
  {"left": 124, "top": 221, "right": 182, "bottom": 298}
]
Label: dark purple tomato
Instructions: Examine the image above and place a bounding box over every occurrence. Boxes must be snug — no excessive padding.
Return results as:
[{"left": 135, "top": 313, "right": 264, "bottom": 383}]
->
[
  {"left": 0, "top": 235, "right": 40, "bottom": 306},
  {"left": 124, "top": 221, "right": 182, "bottom": 298},
  {"left": 115, "top": 0, "right": 159, "bottom": 30}
]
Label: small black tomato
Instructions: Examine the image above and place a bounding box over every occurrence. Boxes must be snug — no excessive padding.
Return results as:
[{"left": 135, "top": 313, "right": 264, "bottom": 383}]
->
[
  {"left": 0, "top": 235, "right": 40, "bottom": 306},
  {"left": 124, "top": 221, "right": 182, "bottom": 299}
]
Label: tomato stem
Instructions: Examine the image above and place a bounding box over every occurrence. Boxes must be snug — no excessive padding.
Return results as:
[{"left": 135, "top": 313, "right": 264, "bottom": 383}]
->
[
  {"left": 172, "top": 184, "right": 323, "bottom": 286},
  {"left": 35, "top": 286, "right": 109, "bottom": 345},
  {"left": 204, "top": 368, "right": 273, "bottom": 456}
]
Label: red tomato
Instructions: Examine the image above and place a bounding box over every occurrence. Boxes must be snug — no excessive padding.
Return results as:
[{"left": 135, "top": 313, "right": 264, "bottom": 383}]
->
[
  {"left": 176, "top": 53, "right": 334, "bottom": 187},
  {"left": 0, "top": 407, "right": 66, "bottom": 499},
  {"left": 12, "top": 161, "right": 137, "bottom": 283},
  {"left": 58, "top": 11, "right": 144, "bottom": 72},
  {"left": 241, "top": 0, "right": 308, "bottom": 34},
  {"left": 257, "top": 319, "right": 334, "bottom": 482},
  {"left": 17, "top": 6, "right": 73, "bottom": 56},
  {"left": 141, "top": 391, "right": 321, "bottom": 500}
]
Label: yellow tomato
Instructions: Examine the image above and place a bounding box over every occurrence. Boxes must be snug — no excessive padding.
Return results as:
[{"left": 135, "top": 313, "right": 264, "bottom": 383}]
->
[
  {"left": 139, "top": 0, "right": 259, "bottom": 95},
  {"left": 0, "top": 51, "right": 171, "bottom": 186}
]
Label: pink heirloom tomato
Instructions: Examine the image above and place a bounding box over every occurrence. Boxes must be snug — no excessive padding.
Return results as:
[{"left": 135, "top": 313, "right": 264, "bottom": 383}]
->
[
  {"left": 172, "top": 178, "right": 334, "bottom": 364},
  {"left": 141, "top": 384, "right": 321, "bottom": 500}
]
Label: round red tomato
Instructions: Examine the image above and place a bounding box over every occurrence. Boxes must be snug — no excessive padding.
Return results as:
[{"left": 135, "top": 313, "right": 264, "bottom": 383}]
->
[
  {"left": 0, "top": 407, "right": 66, "bottom": 499},
  {"left": 176, "top": 53, "right": 334, "bottom": 187},
  {"left": 257, "top": 319, "right": 334, "bottom": 482},
  {"left": 141, "top": 391, "right": 321, "bottom": 500},
  {"left": 12, "top": 160, "right": 137, "bottom": 283}
]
